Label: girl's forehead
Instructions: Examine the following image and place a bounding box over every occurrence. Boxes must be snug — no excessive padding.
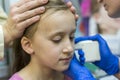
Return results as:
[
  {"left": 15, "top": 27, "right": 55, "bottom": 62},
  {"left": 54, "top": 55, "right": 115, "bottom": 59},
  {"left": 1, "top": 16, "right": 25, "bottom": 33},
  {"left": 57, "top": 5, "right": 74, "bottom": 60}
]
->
[
  {"left": 36, "top": 10, "right": 75, "bottom": 34},
  {"left": 41, "top": 10, "right": 69, "bottom": 20},
  {"left": 38, "top": 10, "right": 71, "bottom": 27}
]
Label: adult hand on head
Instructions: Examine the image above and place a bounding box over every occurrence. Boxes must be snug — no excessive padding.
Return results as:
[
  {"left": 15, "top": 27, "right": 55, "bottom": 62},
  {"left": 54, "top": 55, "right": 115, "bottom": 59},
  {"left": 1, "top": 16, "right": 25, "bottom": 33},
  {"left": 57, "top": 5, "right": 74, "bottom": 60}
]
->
[
  {"left": 75, "top": 34, "right": 119, "bottom": 75},
  {"left": 64, "top": 50, "right": 95, "bottom": 80},
  {"left": 64, "top": 0, "right": 79, "bottom": 20},
  {"left": 3, "top": 0, "right": 48, "bottom": 47},
  {"left": 3, "top": 0, "right": 78, "bottom": 47}
]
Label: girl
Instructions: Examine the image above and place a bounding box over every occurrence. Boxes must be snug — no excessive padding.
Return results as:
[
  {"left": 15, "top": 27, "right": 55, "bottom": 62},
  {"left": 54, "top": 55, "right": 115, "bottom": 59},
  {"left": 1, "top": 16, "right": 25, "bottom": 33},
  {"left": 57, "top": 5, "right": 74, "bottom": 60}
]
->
[{"left": 9, "top": 0, "right": 76, "bottom": 80}]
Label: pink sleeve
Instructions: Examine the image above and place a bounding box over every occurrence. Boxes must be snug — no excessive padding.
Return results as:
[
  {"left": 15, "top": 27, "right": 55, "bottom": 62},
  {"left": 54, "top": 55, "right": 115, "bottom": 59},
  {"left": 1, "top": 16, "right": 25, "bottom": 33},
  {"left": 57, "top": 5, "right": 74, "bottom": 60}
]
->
[{"left": 9, "top": 73, "right": 23, "bottom": 80}]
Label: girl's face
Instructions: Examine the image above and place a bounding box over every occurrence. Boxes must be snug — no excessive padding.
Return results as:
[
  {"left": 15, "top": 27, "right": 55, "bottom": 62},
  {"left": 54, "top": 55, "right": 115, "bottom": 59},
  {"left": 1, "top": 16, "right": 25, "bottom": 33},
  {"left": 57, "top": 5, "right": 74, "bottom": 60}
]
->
[
  {"left": 31, "top": 10, "right": 76, "bottom": 71},
  {"left": 98, "top": 0, "right": 120, "bottom": 18}
]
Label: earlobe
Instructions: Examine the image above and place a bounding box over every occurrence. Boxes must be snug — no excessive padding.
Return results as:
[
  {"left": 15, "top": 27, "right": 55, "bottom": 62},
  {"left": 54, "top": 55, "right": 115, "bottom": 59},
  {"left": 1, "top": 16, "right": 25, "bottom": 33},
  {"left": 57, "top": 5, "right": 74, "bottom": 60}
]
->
[{"left": 21, "top": 37, "right": 34, "bottom": 54}]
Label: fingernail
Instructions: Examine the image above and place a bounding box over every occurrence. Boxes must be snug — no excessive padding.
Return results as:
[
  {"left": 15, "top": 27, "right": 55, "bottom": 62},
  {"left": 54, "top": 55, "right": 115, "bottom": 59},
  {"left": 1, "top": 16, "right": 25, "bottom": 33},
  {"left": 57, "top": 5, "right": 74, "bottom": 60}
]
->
[
  {"left": 35, "top": 16, "right": 40, "bottom": 19},
  {"left": 40, "top": 7, "right": 45, "bottom": 11},
  {"left": 41, "top": 0, "right": 48, "bottom": 3}
]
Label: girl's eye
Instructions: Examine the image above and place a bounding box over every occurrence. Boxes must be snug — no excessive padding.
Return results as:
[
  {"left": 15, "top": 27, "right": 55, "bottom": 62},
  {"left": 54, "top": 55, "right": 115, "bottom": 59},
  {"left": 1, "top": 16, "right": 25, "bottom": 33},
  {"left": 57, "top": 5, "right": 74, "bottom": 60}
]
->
[
  {"left": 52, "top": 36, "right": 62, "bottom": 43},
  {"left": 70, "top": 33, "right": 75, "bottom": 41},
  {"left": 70, "top": 36, "right": 75, "bottom": 41}
]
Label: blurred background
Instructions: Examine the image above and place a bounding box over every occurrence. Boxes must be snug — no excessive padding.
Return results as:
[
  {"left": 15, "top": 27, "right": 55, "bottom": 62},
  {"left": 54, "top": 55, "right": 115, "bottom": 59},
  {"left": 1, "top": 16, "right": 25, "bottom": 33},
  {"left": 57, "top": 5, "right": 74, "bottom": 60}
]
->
[{"left": 0, "top": 0, "right": 120, "bottom": 80}]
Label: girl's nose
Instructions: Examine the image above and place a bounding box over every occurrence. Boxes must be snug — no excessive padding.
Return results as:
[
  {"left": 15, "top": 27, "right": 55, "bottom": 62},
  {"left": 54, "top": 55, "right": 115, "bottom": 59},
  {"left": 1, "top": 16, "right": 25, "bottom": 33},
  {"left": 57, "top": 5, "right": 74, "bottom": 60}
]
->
[
  {"left": 62, "top": 37, "right": 74, "bottom": 54},
  {"left": 63, "top": 45, "right": 74, "bottom": 54},
  {"left": 63, "top": 40, "right": 74, "bottom": 53}
]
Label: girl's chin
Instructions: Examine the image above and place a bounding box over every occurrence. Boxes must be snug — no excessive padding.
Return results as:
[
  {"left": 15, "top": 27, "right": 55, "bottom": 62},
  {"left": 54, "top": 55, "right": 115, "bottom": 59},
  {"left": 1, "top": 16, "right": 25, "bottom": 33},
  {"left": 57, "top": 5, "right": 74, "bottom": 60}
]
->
[{"left": 57, "top": 65, "right": 70, "bottom": 72}]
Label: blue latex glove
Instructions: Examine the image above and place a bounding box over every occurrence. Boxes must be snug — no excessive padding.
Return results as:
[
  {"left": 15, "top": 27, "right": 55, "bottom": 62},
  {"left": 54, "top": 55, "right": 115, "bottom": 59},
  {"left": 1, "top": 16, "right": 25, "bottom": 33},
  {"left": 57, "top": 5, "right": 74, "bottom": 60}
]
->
[
  {"left": 75, "top": 34, "right": 119, "bottom": 75},
  {"left": 64, "top": 50, "right": 96, "bottom": 80}
]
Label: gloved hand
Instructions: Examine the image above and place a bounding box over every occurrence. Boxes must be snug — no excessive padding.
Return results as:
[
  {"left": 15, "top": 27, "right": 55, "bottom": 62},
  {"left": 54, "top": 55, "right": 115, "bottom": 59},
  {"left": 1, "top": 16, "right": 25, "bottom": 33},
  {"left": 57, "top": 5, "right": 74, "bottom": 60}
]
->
[
  {"left": 64, "top": 50, "right": 96, "bottom": 80},
  {"left": 75, "top": 34, "right": 119, "bottom": 75}
]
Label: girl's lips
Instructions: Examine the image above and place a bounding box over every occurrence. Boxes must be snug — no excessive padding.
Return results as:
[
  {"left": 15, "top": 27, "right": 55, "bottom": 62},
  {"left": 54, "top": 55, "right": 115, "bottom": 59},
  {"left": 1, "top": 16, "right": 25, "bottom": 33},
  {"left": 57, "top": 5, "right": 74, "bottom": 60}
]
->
[{"left": 60, "top": 56, "right": 72, "bottom": 62}]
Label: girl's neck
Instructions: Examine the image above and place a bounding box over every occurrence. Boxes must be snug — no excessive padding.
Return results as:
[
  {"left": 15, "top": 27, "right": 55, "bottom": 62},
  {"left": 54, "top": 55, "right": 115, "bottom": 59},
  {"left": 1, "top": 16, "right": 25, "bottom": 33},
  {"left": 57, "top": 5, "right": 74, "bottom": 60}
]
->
[{"left": 18, "top": 59, "right": 65, "bottom": 80}]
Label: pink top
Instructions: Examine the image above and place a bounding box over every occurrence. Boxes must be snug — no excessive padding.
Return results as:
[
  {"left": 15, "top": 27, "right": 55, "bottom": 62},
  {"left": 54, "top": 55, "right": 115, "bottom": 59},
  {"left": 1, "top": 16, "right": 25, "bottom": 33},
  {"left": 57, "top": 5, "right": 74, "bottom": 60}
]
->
[
  {"left": 9, "top": 73, "right": 72, "bottom": 80},
  {"left": 9, "top": 73, "right": 23, "bottom": 80}
]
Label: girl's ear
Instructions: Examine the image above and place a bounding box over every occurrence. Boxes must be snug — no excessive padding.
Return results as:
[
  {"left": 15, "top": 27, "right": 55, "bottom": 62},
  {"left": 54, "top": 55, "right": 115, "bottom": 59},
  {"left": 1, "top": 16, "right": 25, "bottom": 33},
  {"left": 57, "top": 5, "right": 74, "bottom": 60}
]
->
[{"left": 21, "top": 37, "right": 34, "bottom": 54}]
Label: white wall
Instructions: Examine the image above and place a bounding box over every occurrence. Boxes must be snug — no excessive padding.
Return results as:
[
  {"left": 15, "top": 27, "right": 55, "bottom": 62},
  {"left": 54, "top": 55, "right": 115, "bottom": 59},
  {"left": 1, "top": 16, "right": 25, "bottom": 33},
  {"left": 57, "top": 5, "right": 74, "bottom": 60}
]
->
[
  {"left": 0, "top": 0, "right": 3, "bottom": 8},
  {"left": 10, "top": 0, "right": 19, "bottom": 5},
  {"left": 4, "top": 0, "right": 10, "bottom": 13},
  {"left": 1, "top": 0, "right": 19, "bottom": 13}
]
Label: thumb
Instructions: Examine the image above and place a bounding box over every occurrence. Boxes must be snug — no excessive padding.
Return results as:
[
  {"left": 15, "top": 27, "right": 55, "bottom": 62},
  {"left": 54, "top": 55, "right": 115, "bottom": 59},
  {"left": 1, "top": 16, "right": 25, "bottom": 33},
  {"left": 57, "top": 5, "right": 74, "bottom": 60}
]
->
[{"left": 78, "top": 49, "right": 85, "bottom": 65}]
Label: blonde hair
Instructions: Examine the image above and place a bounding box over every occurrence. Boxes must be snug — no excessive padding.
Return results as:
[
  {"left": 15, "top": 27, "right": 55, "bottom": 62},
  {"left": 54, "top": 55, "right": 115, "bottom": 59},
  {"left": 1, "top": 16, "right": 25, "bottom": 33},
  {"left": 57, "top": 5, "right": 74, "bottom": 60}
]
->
[{"left": 12, "top": 0, "right": 69, "bottom": 74}]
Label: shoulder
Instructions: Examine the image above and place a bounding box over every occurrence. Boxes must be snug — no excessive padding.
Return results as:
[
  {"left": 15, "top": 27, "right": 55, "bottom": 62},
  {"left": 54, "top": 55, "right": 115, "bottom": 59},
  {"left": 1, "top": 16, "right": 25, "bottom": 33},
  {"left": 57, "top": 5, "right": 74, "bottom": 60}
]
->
[{"left": 9, "top": 73, "right": 23, "bottom": 80}]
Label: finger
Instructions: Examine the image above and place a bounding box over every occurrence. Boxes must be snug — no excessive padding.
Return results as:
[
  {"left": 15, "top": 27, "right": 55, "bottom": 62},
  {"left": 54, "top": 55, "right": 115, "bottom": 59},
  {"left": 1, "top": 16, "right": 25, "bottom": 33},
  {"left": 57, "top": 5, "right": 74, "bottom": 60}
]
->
[
  {"left": 80, "top": 57, "right": 85, "bottom": 65},
  {"left": 15, "top": 0, "right": 47, "bottom": 14},
  {"left": 78, "top": 49, "right": 84, "bottom": 57},
  {"left": 78, "top": 50, "right": 85, "bottom": 65},
  {"left": 70, "top": 6, "right": 76, "bottom": 14},
  {"left": 64, "top": 0, "right": 76, "bottom": 13},
  {"left": 14, "top": 7, "right": 45, "bottom": 22},
  {"left": 75, "top": 34, "right": 106, "bottom": 44},
  {"left": 64, "top": 0, "right": 78, "bottom": 20},
  {"left": 75, "top": 14, "right": 79, "bottom": 20},
  {"left": 13, "top": 0, "right": 48, "bottom": 7},
  {"left": 69, "top": 6, "right": 79, "bottom": 20},
  {"left": 75, "top": 35, "right": 98, "bottom": 44},
  {"left": 16, "top": 16, "right": 40, "bottom": 30},
  {"left": 88, "top": 34, "right": 106, "bottom": 42},
  {"left": 68, "top": 4, "right": 78, "bottom": 20},
  {"left": 75, "top": 37, "right": 90, "bottom": 44},
  {"left": 11, "top": 0, "right": 31, "bottom": 7},
  {"left": 65, "top": 1, "right": 72, "bottom": 8}
]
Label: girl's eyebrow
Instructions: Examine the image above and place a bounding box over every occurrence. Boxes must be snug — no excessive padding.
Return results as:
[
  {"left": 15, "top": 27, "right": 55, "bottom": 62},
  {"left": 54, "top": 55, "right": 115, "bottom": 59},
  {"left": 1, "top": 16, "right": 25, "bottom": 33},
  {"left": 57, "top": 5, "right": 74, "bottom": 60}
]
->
[
  {"left": 48, "top": 30, "right": 65, "bottom": 37},
  {"left": 48, "top": 28, "right": 76, "bottom": 38}
]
